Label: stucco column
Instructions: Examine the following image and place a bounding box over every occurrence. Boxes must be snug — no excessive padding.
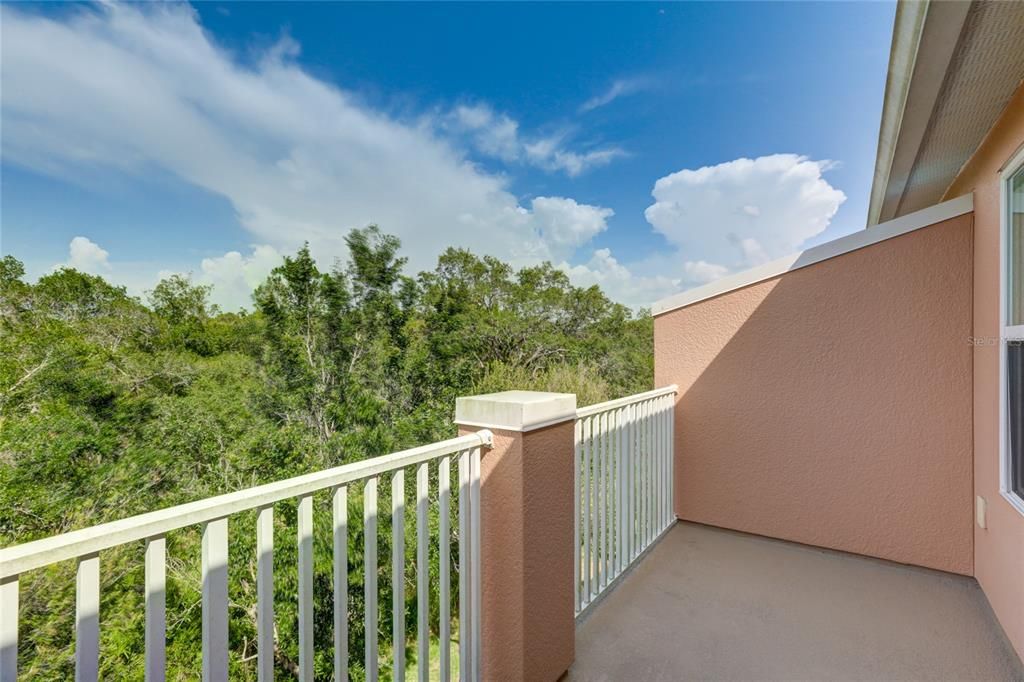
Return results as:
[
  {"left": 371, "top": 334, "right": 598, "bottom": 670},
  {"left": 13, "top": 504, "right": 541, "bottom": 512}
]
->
[{"left": 455, "top": 391, "right": 577, "bottom": 681}]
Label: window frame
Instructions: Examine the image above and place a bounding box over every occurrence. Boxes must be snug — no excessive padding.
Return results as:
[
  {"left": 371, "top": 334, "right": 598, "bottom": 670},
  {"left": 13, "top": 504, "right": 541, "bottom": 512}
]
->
[{"left": 999, "top": 143, "right": 1024, "bottom": 517}]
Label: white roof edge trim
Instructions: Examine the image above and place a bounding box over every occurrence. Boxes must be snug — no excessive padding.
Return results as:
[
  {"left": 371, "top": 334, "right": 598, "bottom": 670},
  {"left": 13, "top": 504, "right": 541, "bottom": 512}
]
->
[
  {"left": 867, "top": 0, "right": 930, "bottom": 227},
  {"left": 651, "top": 193, "right": 973, "bottom": 317}
]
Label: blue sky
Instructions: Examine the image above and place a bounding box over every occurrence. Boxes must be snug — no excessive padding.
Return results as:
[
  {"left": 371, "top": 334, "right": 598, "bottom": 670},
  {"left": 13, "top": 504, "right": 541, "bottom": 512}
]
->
[{"left": 0, "top": 1, "right": 895, "bottom": 309}]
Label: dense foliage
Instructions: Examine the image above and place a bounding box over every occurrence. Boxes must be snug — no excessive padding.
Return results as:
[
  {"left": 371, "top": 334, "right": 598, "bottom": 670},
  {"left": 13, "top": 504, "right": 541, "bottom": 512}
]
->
[{"left": 0, "top": 228, "right": 652, "bottom": 680}]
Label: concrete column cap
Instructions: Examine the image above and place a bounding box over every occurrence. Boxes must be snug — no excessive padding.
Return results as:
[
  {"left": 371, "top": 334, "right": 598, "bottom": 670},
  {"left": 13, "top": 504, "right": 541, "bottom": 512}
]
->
[{"left": 455, "top": 390, "right": 577, "bottom": 432}]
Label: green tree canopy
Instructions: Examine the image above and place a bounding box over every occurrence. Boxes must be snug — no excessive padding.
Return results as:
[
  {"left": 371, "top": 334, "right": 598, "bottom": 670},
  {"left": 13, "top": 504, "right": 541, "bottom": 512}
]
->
[{"left": 0, "top": 229, "right": 652, "bottom": 679}]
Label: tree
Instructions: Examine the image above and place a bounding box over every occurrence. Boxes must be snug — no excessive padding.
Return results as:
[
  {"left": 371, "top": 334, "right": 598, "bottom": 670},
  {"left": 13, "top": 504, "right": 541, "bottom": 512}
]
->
[
  {"left": 149, "top": 274, "right": 217, "bottom": 355},
  {"left": 0, "top": 229, "right": 653, "bottom": 679}
]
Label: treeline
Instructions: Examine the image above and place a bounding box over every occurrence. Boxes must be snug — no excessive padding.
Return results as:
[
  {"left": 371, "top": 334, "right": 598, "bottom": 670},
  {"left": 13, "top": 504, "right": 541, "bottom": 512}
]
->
[{"left": 0, "top": 227, "right": 652, "bottom": 679}]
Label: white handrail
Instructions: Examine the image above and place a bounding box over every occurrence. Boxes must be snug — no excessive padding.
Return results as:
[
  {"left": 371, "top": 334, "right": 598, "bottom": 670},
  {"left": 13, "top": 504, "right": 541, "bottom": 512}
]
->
[
  {"left": 0, "top": 431, "right": 491, "bottom": 578},
  {"left": 576, "top": 384, "right": 678, "bottom": 418},
  {"left": 0, "top": 430, "right": 491, "bottom": 682}
]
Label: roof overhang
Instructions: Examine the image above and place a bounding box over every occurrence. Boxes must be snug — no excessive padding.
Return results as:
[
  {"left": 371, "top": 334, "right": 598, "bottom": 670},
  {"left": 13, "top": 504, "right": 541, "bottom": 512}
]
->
[
  {"left": 867, "top": 0, "right": 971, "bottom": 226},
  {"left": 867, "top": 0, "right": 1024, "bottom": 226}
]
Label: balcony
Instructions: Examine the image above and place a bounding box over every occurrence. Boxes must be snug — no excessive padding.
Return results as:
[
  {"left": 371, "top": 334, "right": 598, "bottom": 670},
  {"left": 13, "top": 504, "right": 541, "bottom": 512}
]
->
[
  {"left": 570, "top": 522, "right": 1023, "bottom": 681},
  {"left": 2, "top": 379, "right": 1024, "bottom": 681},
  {"left": 2, "top": 382, "right": 1022, "bottom": 681}
]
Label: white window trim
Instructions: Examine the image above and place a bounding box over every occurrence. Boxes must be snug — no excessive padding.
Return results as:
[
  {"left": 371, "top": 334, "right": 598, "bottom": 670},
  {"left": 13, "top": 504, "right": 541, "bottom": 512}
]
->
[{"left": 999, "top": 144, "right": 1024, "bottom": 517}]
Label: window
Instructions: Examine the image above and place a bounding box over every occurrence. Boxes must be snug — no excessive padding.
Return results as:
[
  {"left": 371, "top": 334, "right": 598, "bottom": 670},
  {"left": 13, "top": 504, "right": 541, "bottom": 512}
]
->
[
  {"left": 1009, "top": 341, "right": 1023, "bottom": 500},
  {"left": 1003, "top": 155, "right": 1024, "bottom": 512},
  {"left": 1011, "top": 165, "right": 1024, "bottom": 327}
]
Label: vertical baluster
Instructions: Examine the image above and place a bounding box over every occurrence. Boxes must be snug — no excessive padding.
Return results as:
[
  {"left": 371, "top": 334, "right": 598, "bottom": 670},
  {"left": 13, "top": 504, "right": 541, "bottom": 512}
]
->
[
  {"left": 609, "top": 411, "right": 615, "bottom": 579},
  {"left": 616, "top": 407, "right": 625, "bottom": 578},
  {"left": 469, "top": 446, "right": 482, "bottom": 682},
  {"left": 654, "top": 399, "right": 659, "bottom": 538},
  {"left": 624, "top": 403, "right": 633, "bottom": 563},
  {"left": 298, "top": 496, "right": 314, "bottom": 682},
  {"left": 603, "top": 410, "right": 611, "bottom": 587},
  {"left": 659, "top": 395, "right": 667, "bottom": 528},
  {"left": 637, "top": 400, "right": 644, "bottom": 549},
  {"left": 596, "top": 411, "right": 604, "bottom": 590},
  {"left": 592, "top": 414, "right": 598, "bottom": 593},
  {"left": 416, "top": 463, "right": 429, "bottom": 682},
  {"left": 640, "top": 400, "right": 648, "bottom": 549},
  {"left": 598, "top": 409, "right": 606, "bottom": 585},
  {"left": 391, "top": 471, "right": 405, "bottom": 681},
  {"left": 594, "top": 412, "right": 600, "bottom": 590},
  {"left": 669, "top": 393, "right": 675, "bottom": 523},
  {"left": 653, "top": 397, "right": 659, "bottom": 535},
  {"left": 645, "top": 399, "right": 652, "bottom": 546},
  {"left": 145, "top": 536, "right": 167, "bottom": 682},
  {"left": 603, "top": 410, "right": 611, "bottom": 584},
  {"left": 653, "top": 398, "right": 661, "bottom": 535},
  {"left": 458, "top": 451, "right": 470, "bottom": 682},
  {"left": 651, "top": 399, "right": 657, "bottom": 539},
  {"left": 364, "top": 477, "right": 379, "bottom": 681},
  {"left": 573, "top": 418, "right": 581, "bottom": 613},
  {"left": 612, "top": 408, "right": 620, "bottom": 578},
  {"left": 651, "top": 395, "right": 659, "bottom": 532},
  {"left": 582, "top": 416, "right": 591, "bottom": 604},
  {"left": 75, "top": 554, "right": 100, "bottom": 682},
  {"left": 626, "top": 401, "right": 634, "bottom": 561},
  {"left": 633, "top": 401, "right": 641, "bottom": 559},
  {"left": 625, "top": 405, "right": 632, "bottom": 565},
  {"left": 664, "top": 395, "right": 670, "bottom": 529},
  {"left": 630, "top": 401, "right": 638, "bottom": 557},
  {"left": 606, "top": 410, "right": 614, "bottom": 582},
  {"left": 0, "top": 576, "right": 17, "bottom": 682},
  {"left": 642, "top": 399, "right": 649, "bottom": 547},
  {"left": 648, "top": 399, "right": 655, "bottom": 544},
  {"left": 438, "top": 457, "right": 452, "bottom": 682},
  {"left": 202, "top": 518, "right": 228, "bottom": 682},
  {"left": 333, "top": 486, "right": 349, "bottom": 682},
  {"left": 633, "top": 402, "right": 640, "bottom": 555},
  {"left": 663, "top": 395, "right": 670, "bottom": 529},
  {"left": 589, "top": 415, "right": 597, "bottom": 597},
  {"left": 256, "top": 508, "right": 274, "bottom": 682}
]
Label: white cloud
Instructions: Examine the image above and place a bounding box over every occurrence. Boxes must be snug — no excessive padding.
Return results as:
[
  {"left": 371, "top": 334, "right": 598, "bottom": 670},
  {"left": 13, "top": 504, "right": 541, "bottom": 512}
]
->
[
  {"left": 1, "top": 3, "right": 614, "bottom": 281},
  {"left": 47, "top": 213, "right": 613, "bottom": 313},
  {"left": 560, "top": 248, "right": 681, "bottom": 309},
  {"left": 682, "top": 260, "right": 729, "bottom": 283},
  {"left": 729, "top": 235, "right": 770, "bottom": 267},
  {"left": 450, "top": 105, "right": 522, "bottom": 162},
  {"left": 447, "top": 103, "right": 624, "bottom": 177},
  {"left": 63, "top": 236, "right": 110, "bottom": 274},
  {"left": 51, "top": 236, "right": 282, "bottom": 311},
  {"left": 644, "top": 154, "right": 846, "bottom": 270},
  {"left": 530, "top": 197, "right": 612, "bottom": 257},
  {"left": 579, "top": 78, "right": 652, "bottom": 112},
  {"left": 565, "top": 154, "right": 846, "bottom": 308},
  {"left": 524, "top": 138, "right": 624, "bottom": 177},
  {"left": 197, "top": 244, "right": 284, "bottom": 311}
]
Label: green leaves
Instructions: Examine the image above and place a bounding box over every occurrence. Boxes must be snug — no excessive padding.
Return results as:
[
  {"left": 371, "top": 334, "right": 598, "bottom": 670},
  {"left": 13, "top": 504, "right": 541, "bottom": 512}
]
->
[{"left": 1, "top": 233, "right": 652, "bottom": 678}]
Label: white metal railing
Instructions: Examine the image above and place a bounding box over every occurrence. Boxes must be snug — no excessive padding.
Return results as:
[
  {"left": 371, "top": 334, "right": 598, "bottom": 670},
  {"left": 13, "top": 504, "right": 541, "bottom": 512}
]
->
[
  {"left": 0, "top": 431, "right": 490, "bottom": 682},
  {"left": 574, "top": 386, "right": 677, "bottom": 617}
]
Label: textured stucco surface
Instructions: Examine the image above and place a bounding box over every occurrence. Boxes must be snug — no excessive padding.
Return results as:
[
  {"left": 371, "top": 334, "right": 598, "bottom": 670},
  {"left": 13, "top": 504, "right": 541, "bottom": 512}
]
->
[
  {"left": 654, "top": 214, "right": 975, "bottom": 575},
  {"left": 458, "top": 422, "right": 575, "bottom": 681},
  {"left": 945, "top": 82, "right": 1024, "bottom": 661},
  {"left": 569, "top": 523, "right": 1024, "bottom": 681}
]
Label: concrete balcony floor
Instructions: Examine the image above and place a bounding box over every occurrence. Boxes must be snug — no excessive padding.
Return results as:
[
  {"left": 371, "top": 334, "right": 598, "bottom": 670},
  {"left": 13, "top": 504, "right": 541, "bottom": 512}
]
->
[{"left": 569, "top": 522, "right": 1023, "bottom": 681}]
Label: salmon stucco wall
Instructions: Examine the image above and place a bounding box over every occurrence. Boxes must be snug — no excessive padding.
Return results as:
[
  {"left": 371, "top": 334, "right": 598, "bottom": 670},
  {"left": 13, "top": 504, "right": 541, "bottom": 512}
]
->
[
  {"left": 654, "top": 214, "right": 974, "bottom": 575},
  {"left": 457, "top": 422, "right": 575, "bottom": 681},
  {"left": 944, "top": 83, "right": 1024, "bottom": 660}
]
